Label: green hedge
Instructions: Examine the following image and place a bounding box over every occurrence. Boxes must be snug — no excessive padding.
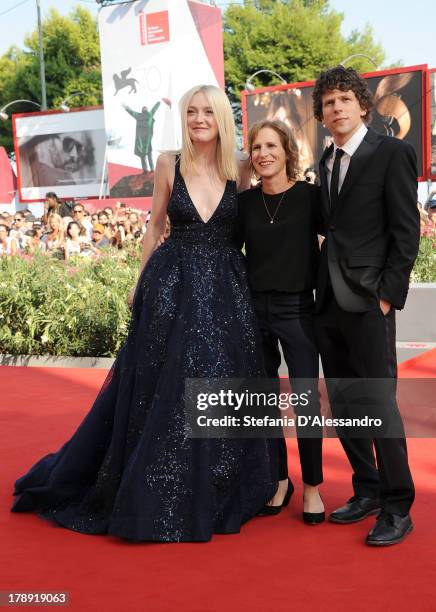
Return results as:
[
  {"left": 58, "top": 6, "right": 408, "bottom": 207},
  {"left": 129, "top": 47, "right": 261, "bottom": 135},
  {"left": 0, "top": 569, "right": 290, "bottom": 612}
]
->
[
  {"left": 410, "top": 236, "right": 436, "bottom": 283},
  {"left": 0, "top": 248, "right": 140, "bottom": 357},
  {"left": 0, "top": 238, "right": 434, "bottom": 357}
]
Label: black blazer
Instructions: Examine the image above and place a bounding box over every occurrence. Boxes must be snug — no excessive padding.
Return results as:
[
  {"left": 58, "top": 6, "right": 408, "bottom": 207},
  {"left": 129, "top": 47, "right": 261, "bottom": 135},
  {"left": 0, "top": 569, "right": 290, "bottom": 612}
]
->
[{"left": 317, "top": 126, "right": 420, "bottom": 313}]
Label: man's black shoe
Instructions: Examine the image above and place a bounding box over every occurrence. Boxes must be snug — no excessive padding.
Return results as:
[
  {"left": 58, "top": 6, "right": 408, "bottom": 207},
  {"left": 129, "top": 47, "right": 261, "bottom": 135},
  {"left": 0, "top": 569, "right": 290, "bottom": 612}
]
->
[
  {"left": 329, "top": 496, "right": 381, "bottom": 524},
  {"left": 366, "top": 512, "right": 413, "bottom": 546}
]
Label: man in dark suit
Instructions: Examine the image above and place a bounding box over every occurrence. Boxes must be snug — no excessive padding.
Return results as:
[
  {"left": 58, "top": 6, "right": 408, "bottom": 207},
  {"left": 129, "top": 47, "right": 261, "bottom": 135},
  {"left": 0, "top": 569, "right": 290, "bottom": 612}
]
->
[{"left": 313, "top": 66, "right": 420, "bottom": 546}]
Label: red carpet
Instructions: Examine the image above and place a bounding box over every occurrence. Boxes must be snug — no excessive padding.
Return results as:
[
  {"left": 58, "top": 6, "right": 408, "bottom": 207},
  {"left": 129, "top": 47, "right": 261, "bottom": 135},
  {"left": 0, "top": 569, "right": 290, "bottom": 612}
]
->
[
  {"left": 398, "top": 348, "right": 436, "bottom": 377},
  {"left": 1, "top": 352, "right": 435, "bottom": 611}
]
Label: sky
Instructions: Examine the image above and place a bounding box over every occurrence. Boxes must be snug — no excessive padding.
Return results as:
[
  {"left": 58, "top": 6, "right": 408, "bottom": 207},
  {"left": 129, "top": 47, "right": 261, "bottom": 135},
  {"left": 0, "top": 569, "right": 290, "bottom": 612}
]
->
[{"left": 0, "top": 0, "right": 435, "bottom": 69}]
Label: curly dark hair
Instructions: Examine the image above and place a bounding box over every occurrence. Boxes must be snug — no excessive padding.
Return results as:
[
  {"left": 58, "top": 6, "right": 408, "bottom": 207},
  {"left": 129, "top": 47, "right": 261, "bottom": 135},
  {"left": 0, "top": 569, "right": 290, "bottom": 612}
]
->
[
  {"left": 248, "top": 119, "right": 300, "bottom": 181},
  {"left": 312, "top": 66, "right": 374, "bottom": 123}
]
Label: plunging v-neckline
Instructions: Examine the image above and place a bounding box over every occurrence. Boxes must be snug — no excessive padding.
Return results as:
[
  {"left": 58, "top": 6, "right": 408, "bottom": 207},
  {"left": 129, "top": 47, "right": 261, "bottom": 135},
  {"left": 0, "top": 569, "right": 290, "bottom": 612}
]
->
[{"left": 180, "top": 172, "right": 228, "bottom": 225}]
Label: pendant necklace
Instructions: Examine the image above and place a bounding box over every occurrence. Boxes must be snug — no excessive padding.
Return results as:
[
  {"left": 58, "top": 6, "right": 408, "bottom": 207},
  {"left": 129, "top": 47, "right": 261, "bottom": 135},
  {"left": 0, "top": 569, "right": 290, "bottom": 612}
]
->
[{"left": 262, "top": 190, "right": 286, "bottom": 224}]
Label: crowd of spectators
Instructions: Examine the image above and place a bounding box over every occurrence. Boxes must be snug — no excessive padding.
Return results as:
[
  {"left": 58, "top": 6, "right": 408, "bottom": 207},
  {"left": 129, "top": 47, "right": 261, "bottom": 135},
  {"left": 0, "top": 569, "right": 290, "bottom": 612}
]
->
[
  {"left": 0, "top": 192, "right": 151, "bottom": 259},
  {"left": 0, "top": 190, "right": 434, "bottom": 260}
]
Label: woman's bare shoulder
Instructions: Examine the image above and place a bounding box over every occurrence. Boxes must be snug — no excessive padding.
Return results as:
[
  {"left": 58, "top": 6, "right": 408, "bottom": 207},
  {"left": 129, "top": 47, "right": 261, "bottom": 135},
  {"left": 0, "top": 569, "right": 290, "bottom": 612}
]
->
[
  {"left": 156, "top": 152, "right": 178, "bottom": 170},
  {"left": 155, "top": 153, "right": 179, "bottom": 191}
]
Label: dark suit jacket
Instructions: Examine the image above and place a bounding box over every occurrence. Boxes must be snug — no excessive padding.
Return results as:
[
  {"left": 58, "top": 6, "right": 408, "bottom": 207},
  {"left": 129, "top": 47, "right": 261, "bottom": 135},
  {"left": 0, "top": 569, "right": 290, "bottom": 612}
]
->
[{"left": 317, "top": 126, "right": 420, "bottom": 313}]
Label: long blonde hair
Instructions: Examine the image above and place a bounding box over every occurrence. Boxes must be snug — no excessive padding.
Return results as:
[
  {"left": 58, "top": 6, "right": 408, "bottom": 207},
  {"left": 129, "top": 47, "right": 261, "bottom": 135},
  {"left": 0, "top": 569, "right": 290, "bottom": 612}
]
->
[
  {"left": 46, "top": 212, "right": 65, "bottom": 245},
  {"left": 179, "top": 84, "right": 238, "bottom": 181}
]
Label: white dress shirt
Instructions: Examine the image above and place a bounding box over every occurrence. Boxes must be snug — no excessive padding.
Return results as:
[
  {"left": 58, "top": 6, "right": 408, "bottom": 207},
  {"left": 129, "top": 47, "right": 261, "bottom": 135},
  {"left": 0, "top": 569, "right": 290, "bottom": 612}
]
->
[{"left": 325, "top": 122, "right": 368, "bottom": 193}]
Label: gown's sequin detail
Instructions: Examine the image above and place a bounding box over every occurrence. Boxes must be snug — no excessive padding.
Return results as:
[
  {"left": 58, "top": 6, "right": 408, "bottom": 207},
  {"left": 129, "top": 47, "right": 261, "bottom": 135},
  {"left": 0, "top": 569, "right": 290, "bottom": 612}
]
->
[{"left": 11, "top": 163, "right": 277, "bottom": 542}]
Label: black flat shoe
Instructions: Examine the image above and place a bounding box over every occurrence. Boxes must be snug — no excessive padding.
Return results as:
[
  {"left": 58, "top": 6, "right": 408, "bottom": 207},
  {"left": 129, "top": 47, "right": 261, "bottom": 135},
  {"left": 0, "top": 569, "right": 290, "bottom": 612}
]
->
[
  {"left": 303, "top": 510, "right": 325, "bottom": 525},
  {"left": 257, "top": 479, "right": 294, "bottom": 517},
  {"left": 302, "top": 492, "right": 325, "bottom": 525}
]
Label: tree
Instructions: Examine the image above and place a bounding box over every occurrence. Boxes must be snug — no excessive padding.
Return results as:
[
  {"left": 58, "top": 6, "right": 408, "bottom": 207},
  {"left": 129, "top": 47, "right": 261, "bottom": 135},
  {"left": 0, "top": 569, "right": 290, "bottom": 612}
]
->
[
  {"left": 224, "top": 0, "right": 386, "bottom": 106},
  {"left": 0, "top": 1, "right": 389, "bottom": 153},
  {"left": 0, "top": 6, "right": 102, "bottom": 152}
]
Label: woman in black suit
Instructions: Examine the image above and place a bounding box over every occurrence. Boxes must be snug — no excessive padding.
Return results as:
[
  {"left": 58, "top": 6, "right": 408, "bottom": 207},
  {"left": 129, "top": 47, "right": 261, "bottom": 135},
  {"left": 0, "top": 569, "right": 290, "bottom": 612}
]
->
[{"left": 236, "top": 119, "right": 324, "bottom": 523}]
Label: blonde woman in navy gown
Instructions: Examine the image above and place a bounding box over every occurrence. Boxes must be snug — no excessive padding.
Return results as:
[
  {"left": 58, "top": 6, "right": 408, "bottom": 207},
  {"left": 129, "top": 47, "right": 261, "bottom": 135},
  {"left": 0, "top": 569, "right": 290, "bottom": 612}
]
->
[{"left": 12, "top": 86, "right": 277, "bottom": 542}]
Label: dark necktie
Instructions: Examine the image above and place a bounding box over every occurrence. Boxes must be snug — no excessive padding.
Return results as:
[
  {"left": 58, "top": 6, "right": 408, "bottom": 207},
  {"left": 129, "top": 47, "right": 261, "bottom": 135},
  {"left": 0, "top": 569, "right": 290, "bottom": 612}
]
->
[{"left": 329, "top": 148, "right": 344, "bottom": 210}]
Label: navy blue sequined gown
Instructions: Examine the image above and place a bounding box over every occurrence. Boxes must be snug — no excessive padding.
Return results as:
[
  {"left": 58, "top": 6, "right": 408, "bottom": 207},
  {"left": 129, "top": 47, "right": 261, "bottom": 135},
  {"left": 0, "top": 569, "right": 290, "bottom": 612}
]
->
[{"left": 12, "top": 163, "right": 277, "bottom": 542}]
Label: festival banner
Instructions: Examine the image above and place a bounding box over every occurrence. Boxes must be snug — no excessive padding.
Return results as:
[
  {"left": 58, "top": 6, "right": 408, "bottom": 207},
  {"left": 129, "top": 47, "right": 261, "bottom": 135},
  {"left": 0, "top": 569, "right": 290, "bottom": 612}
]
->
[
  {"left": 98, "top": 0, "right": 224, "bottom": 200},
  {"left": 429, "top": 69, "right": 436, "bottom": 178},
  {"left": 0, "top": 147, "right": 17, "bottom": 207},
  {"left": 242, "top": 65, "right": 427, "bottom": 180},
  {"left": 12, "top": 108, "right": 107, "bottom": 202}
]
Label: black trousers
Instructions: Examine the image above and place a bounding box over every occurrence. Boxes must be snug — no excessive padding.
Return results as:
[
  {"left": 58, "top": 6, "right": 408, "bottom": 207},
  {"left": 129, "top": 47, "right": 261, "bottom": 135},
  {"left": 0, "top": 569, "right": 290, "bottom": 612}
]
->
[
  {"left": 315, "top": 289, "right": 415, "bottom": 516},
  {"left": 252, "top": 290, "right": 323, "bottom": 487}
]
